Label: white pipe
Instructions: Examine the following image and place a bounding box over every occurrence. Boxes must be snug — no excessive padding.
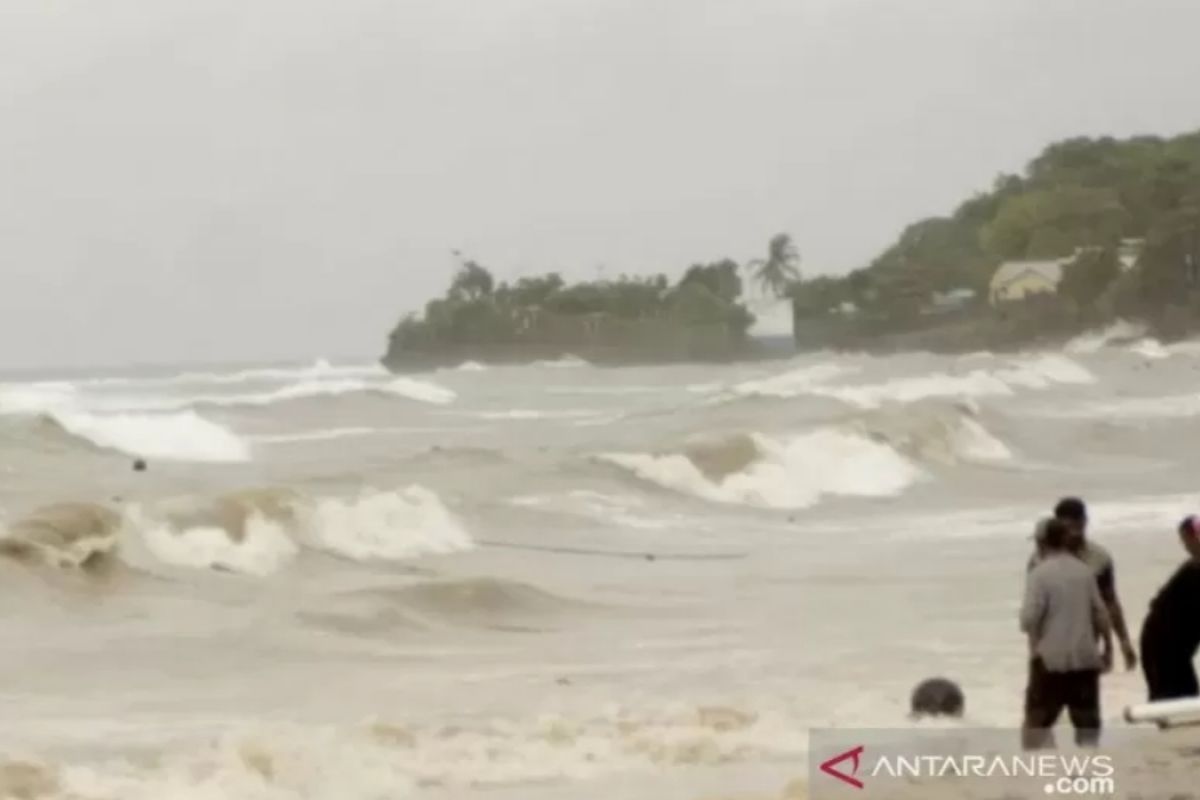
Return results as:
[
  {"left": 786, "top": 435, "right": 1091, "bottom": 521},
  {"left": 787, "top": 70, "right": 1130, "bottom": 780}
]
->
[{"left": 1124, "top": 698, "right": 1200, "bottom": 727}]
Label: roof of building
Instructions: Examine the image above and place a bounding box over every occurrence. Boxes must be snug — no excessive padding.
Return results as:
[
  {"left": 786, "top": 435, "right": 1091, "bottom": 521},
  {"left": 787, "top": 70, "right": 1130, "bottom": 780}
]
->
[{"left": 990, "top": 259, "right": 1064, "bottom": 288}]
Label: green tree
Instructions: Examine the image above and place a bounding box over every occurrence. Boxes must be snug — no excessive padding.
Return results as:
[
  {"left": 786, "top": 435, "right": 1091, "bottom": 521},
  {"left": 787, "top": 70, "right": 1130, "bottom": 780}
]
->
[
  {"left": 1058, "top": 247, "right": 1121, "bottom": 312},
  {"left": 679, "top": 259, "right": 742, "bottom": 303},
  {"left": 749, "top": 234, "right": 801, "bottom": 297},
  {"left": 449, "top": 260, "right": 495, "bottom": 300}
]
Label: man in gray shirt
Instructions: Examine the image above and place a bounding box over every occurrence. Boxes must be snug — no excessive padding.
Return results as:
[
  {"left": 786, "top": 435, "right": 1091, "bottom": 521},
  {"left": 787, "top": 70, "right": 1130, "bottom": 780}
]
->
[{"left": 1020, "top": 518, "right": 1111, "bottom": 750}]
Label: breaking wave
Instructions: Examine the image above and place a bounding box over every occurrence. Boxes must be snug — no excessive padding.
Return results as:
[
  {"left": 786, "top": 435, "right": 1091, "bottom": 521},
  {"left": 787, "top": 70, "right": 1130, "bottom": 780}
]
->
[
  {"left": 49, "top": 410, "right": 252, "bottom": 462},
  {"left": 533, "top": 354, "right": 590, "bottom": 368},
  {"left": 600, "top": 429, "right": 922, "bottom": 509},
  {"left": 79, "top": 358, "right": 388, "bottom": 388},
  {"left": 0, "top": 375, "right": 457, "bottom": 419},
  {"left": 1, "top": 487, "right": 471, "bottom": 577},
  {"left": 856, "top": 403, "right": 1014, "bottom": 465},
  {"left": 730, "top": 354, "right": 1094, "bottom": 408},
  {"left": 1065, "top": 320, "right": 1147, "bottom": 354},
  {"left": 185, "top": 376, "right": 457, "bottom": 410},
  {"left": 731, "top": 363, "right": 857, "bottom": 399},
  {"left": 597, "top": 403, "right": 1013, "bottom": 510}
]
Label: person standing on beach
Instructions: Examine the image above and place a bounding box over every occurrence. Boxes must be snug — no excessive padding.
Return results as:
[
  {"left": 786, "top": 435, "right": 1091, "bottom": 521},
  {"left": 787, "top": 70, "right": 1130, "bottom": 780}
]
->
[
  {"left": 1021, "top": 518, "right": 1111, "bottom": 749},
  {"left": 1139, "top": 516, "right": 1200, "bottom": 701},
  {"left": 1029, "top": 497, "right": 1137, "bottom": 673}
]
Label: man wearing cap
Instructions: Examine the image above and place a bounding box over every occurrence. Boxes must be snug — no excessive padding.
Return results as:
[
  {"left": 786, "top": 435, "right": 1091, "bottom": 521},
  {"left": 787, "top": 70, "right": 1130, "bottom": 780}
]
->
[
  {"left": 1021, "top": 518, "right": 1111, "bottom": 749},
  {"left": 1139, "top": 516, "right": 1200, "bottom": 701},
  {"left": 1030, "top": 497, "right": 1136, "bottom": 673}
]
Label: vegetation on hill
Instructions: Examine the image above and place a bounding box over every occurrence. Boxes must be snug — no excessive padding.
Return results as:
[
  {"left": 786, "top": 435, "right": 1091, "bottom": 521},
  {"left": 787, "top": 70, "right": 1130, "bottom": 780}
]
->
[
  {"left": 384, "top": 235, "right": 801, "bottom": 368},
  {"left": 789, "top": 130, "right": 1200, "bottom": 337}
]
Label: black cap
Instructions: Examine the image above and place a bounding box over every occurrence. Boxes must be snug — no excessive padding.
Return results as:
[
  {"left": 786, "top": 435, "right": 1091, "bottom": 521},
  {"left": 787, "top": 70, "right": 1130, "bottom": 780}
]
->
[{"left": 1054, "top": 497, "right": 1087, "bottom": 523}]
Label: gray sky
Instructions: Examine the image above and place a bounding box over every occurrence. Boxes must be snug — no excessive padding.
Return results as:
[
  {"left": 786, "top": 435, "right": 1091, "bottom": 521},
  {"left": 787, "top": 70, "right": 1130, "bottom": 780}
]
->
[{"left": 2, "top": 0, "right": 1198, "bottom": 370}]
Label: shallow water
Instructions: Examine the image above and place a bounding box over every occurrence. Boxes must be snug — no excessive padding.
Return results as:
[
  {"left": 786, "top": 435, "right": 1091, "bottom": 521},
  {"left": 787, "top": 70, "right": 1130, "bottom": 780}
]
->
[{"left": 0, "top": 329, "right": 1195, "bottom": 798}]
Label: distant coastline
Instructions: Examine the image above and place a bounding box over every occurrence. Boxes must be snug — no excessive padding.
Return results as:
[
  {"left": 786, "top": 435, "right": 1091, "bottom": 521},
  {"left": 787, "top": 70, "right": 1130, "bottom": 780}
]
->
[
  {"left": 383, "top": 239, "right": 801, "bottom": 371},
  {"left": 787, "top": 129, "right": 1200, "bottom": 354}
]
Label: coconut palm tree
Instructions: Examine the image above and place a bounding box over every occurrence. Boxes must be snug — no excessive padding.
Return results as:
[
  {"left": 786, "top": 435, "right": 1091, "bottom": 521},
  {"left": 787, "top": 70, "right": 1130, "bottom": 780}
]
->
[{"left": 749, "top": 234, "right": 801, "bottom": 297}]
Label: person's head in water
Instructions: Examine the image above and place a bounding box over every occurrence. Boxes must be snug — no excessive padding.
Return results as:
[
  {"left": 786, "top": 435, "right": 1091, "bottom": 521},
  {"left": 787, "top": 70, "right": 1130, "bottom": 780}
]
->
[
  {"left": 132, "top": 459, "right": 147, "bottom": 472},
  {"left": 910, "top": 677, "right": 964, "bottom": 719},
  {"left": 1054, "top": 497, "right": 1087, "bottom": 548},
  {"left": 1178, "top": 516, "right": 1200, "bottom": 561}
]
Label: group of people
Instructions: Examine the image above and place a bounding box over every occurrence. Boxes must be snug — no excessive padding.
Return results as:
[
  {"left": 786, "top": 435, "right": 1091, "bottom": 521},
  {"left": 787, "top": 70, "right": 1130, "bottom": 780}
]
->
[{"left": 1020, "top": 497, "right": 1200, "bottom": 748}]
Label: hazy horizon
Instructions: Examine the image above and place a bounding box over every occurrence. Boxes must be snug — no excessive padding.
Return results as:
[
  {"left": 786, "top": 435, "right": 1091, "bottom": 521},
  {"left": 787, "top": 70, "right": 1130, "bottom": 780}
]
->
[{"left": 3, "top": 0, "right": 1199, "bottom": 370}]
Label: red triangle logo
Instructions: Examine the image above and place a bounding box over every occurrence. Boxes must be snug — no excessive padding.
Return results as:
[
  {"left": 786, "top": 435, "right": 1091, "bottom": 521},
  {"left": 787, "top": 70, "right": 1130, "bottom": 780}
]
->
[{"left": 820, "top": 745, "right": 865, "bottom": 789}]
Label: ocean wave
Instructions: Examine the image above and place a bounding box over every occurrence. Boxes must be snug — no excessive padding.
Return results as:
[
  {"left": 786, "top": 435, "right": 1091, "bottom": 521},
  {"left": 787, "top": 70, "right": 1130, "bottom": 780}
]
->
[
  {"left": 49, "top": 410, "right": 251, "bottom": 463},
  {"left": 1, "top": 374, "right": 456, "bottom": 418},
  {"left": 296, "top": 486, "right": 471, "bottom": 562},
  {"left": 1036, "top": 392, "right": 1200, "bottom": 421},
  {"left": 722, "top": 354, "right": 1092, "bottom": 409},
  {"left": 0, "top": 383, "right": 78, "bottom": 415},
  {"left": 600, "top": 429, "right": 922, "bottom": 510},
  {"left": 193, "top": 376, "right": 457, "bottom": 410},
  {"left": 856, "top": 404, "right": 1013, "bottom": 465},
  {"left": 1, "top": 487, "right": 471, "bottom": 577},
  {"left": 815, "top": 354, "right": 1093, "bottom": 408},
  {"left": 1065, "top": 320, "right": 1147, "bottom": 354},
  {"left": 1128, "top": 338, "right": 1169, "bottom": 360},
  {"left": 79, "top": 358, "right": 388, "bottom": 388},
  {"left": 731, "top": 363, "right": 857, "bottom": 399},
  {"left": 533, "top": 354, "right": 590, "bottom": 368},
  {"left": 0, "top": 503, "right": 122, "bottom": 571},
  {"left": 4, "top": 703, "right": 802, "bottom": 797}
]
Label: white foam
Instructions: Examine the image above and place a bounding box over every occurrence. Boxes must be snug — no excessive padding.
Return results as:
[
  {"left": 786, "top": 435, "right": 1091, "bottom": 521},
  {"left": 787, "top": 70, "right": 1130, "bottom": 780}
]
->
[
  {"left": 806, "top": 355, "right": 1094, "bottom": 409},
  {"left": 993, "top": 354, "right": 1095, "bottom": 388},
  {"left": 191, "top": 376, "right": 455, "bottom": 409},
  {"left": 80, "top": 359, "right": 387, "bottom": 388},
  {"left": 1040, "top": 393, "right": 1200, "bottom": 421},
  {"left": 731, "top": 363, "right": 856, "bottom": 399},
  {"left": 250, "top": 427, "right": 381, "bottom": 444},
  {"left": 52, "top": 410, "right": 251, "bottom": 463},
  {"left": 298, "top": 487, "right": 472, "bottom": 561},
  {"left": 949, "top": 418, "right": 1013, "bottom": 462},
  {"left": 1065, "top": 320, "right": 1147, "bottom": 353},
  {"left": 454, "top": 360, "right": 488, "bottom": 372},
  {"left": 57, "top": 725, "right": 418, "bottom": 800},
  {"left": 124, "top": 508, "right": 298, "bottom": 576},
  {"left": 534, "top": 355, "right": 589, "bottom": 368},
  {"left": 469, "top": 409, "right": 600, "bottom": 421},
  {"left": 0, "top": 383, "right": 77, "bottom": 415},
  {"left": 602, "top": 429, "right": 921, "bottom": 509},
  {"left": 1128, "top": 338, "right": 1169, "bottom": 360},
  {"left": 381, "top": 377, "right": 457, "bottom": 405}
]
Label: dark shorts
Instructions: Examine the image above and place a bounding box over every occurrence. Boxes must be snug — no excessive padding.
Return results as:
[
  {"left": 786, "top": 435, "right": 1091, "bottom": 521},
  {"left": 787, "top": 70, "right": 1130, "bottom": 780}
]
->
[
  {"left": 1023, "top": 657, "right": 1100, "bottom": 749},
  {"left": 1140, "top": 624, "right": 1200, "bottom": 702}
]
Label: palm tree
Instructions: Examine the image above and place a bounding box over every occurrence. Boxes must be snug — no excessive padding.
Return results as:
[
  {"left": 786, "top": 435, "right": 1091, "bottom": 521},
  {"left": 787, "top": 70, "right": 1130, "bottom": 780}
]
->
[{"left": 749, "top": 234, "right": 801, "bottom": 297}]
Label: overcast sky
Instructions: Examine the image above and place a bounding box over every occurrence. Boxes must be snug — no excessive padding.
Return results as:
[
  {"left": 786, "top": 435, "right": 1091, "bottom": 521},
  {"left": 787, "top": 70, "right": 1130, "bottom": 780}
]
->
[{"left": 1, "top": 0, "right": 1198, "bottom": 370}]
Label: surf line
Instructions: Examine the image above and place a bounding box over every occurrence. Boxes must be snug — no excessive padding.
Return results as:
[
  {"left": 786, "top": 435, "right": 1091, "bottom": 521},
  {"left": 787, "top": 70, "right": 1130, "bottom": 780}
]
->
[{"left": 476, "top": 539, "right": 746, "bottom": 561}]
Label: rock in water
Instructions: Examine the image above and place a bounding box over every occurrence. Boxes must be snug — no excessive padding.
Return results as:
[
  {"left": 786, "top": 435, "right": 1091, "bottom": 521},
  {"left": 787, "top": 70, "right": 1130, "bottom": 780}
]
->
[{"left": 910, "top": 677, "right": 964, "bottom": 718}]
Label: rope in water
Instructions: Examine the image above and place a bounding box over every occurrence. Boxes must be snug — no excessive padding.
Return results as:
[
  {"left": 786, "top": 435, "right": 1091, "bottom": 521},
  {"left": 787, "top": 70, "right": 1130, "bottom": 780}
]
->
[{"left": 476, "top": 538, "right": 747, "bottom": 561}]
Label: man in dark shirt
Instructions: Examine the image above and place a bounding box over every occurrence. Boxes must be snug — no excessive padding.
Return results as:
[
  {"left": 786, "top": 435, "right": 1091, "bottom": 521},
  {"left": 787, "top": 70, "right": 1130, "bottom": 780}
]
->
[{"left": 1140, "top": 515, "right": 1200, "bottom": 701}]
